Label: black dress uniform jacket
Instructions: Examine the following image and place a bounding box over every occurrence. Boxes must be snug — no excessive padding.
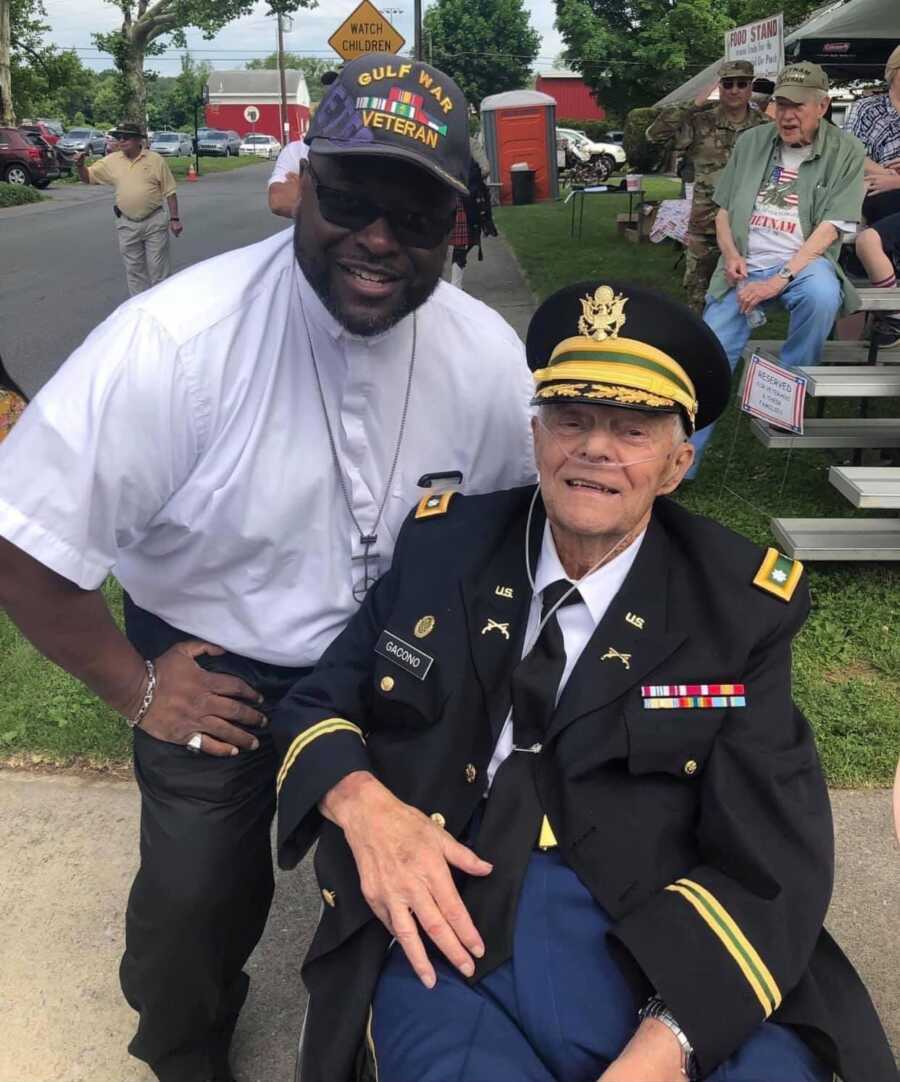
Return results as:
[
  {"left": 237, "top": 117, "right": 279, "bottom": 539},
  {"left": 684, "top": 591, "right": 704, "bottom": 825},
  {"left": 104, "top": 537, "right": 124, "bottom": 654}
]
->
[{"left": 274, "top": 487, "right": 896, "bottom": 1082}]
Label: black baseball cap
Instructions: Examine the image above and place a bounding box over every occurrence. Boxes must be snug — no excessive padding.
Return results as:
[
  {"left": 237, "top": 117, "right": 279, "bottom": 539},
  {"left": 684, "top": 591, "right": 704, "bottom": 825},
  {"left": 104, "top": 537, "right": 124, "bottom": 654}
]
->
[{"left": 305, "top": 55, "right": 470, "bottom": 194}]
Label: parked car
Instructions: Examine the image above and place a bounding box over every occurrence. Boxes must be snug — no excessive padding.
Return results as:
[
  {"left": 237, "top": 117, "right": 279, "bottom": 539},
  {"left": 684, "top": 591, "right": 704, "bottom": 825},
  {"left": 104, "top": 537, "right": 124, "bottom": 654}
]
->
[
  {"left": 20, "top": 120, "right": 60, "bottom": 146},
  {"left": 557, "top": 128, "right": 626, "bottom": 175},
  {"left": 20, "top": 122, "right": 73, "bottom": 176},
  {"left": 58, "top": 127, "right": 109, "bottom": 157},
  {"left": 198, "top": 129, "right": 241, "bottom": 156},
  {"left": 149, "top": 131, "right": 194, "bottom": 156},
  {"left": 239, "top": 133, "right": 281, "bottom": 159},
  {"left": 1, "top": 126, "right": 61, "bottom": 187}
]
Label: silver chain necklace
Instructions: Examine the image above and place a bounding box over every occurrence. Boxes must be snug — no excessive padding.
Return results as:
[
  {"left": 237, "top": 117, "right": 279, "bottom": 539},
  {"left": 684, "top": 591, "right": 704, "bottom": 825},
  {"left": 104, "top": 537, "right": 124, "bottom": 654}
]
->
[{"left": 304, "top": 304, "right": 417, "bottom": 603}]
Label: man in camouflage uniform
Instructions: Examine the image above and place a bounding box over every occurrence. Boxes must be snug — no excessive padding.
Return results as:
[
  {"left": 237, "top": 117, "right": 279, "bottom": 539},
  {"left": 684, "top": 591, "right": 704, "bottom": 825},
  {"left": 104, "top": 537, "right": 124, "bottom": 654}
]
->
[{"left": 647, "top": 60, "right": 770, "bottom": 312}]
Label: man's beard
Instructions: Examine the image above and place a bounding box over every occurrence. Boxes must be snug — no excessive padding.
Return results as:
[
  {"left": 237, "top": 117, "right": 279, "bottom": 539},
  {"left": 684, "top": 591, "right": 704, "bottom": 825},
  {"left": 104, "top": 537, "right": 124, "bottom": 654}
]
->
[{"left": 295, "top": 240, "right": 441, "bottom": 338}]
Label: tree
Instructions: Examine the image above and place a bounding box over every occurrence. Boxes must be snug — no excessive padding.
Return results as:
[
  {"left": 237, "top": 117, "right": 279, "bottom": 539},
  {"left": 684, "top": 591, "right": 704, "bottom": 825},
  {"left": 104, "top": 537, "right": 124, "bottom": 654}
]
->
[
  {"left": 422, "top": 0, "right": 540, "bottom": 108},
  {"left": 93, "top": 0, "right": 316, "bottom": 126},
  {"left": 245, "top": 51, "right": 333, "bottom": 102},
  {"left": 3, "top": 0, "right": 50, "bottom": 124},
  {"left": 554, "top": 0, "right": 825, "bottom": 117}
]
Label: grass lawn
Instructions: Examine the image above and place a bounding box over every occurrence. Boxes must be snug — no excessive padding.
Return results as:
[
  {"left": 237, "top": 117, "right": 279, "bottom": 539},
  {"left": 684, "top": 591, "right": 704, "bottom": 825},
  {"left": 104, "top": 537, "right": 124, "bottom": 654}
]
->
[
  {"left": 0, "top": 181, "right": 46, "bottom": 207},
  {"left": 1, "top": 174, "right": 897, "bottom": 784},
  {"left": 54, "top": 154, "right": 267, "bottom": 186},
  {"left": 496, "top": 178, "right": 899, "bottom": 787}
]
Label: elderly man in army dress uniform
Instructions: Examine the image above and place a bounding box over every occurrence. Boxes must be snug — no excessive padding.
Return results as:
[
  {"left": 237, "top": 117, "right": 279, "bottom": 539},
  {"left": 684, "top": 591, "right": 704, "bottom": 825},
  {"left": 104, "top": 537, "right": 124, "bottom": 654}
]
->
[
  {"left": 647, "top": 61, "right": 770, "bottom": 313},
  {"left": 272, "top": 282, "right": 896, "bottom": 1082}
]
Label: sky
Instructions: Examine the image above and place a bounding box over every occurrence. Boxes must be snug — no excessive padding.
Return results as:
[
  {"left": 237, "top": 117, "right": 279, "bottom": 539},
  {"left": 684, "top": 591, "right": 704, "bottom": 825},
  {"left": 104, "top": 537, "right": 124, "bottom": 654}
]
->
[{"left": 41, "top": 0, "right": 566, "bottom": 76}]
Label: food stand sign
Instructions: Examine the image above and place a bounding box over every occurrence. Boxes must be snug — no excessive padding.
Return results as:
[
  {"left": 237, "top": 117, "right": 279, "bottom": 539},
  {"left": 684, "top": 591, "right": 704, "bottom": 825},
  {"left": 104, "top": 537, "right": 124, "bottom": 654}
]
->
[
  {"left": 725, "top": 13, "right": 784, "bottom": 80},
  {"left": 328, "top": 0, "right": 406, "bottom": 61}
]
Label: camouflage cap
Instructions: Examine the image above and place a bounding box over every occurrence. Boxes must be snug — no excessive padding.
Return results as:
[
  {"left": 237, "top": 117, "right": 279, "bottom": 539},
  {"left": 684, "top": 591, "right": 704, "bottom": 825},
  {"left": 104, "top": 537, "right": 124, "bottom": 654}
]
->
[
  {"left": 719, "top": 60, "right": 754, "bottom": 80},
  {"left": 773, "top": 61, "right": 829, "bottom": 103}
]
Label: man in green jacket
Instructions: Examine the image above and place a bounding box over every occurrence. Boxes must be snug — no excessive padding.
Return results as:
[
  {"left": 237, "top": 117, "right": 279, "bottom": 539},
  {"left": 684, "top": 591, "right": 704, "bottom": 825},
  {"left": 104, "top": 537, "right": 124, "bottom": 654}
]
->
[
  {"left": 647, "top": 60, "right": 769, "bottom": 313},
  {"left": 691, "top": 61, "right": 864, "bottom": 475}
]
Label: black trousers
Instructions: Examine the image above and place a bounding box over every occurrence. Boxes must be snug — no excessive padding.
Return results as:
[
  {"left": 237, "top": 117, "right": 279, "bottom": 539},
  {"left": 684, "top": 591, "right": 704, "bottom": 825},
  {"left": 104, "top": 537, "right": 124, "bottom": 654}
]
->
[{"left": 120, "top": 596, "right": 310, "bottom": 1082}]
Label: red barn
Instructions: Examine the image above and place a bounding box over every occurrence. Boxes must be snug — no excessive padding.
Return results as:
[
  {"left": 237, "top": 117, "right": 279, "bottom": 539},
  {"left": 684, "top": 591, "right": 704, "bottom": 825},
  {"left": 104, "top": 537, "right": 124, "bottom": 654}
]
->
[
  {"left": 535, "top": 70, "right": 605, "bottom": 121},
  {"left": 205, "top": 70, "right": 311, "bottom": 145}
]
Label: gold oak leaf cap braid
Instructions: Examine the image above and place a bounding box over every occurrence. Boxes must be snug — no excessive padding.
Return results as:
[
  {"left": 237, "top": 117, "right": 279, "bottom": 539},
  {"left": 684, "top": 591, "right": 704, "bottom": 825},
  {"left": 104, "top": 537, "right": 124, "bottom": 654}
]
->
[{"left": 525, "top": 280, "right": 732, "bottom": 433}]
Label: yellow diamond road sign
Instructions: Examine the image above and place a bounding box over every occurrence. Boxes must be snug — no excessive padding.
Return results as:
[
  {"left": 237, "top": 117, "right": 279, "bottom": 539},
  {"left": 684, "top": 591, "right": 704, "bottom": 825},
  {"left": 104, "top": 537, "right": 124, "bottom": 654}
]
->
[{"left": 328, "top": 0, "right": 406, "bottom": 62}]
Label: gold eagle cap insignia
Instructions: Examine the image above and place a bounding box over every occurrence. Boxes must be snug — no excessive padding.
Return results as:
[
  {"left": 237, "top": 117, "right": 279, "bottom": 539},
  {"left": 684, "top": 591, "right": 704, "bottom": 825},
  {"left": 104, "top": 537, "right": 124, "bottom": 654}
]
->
[{"left": 578, "top": 285, "right": 629, "bottom": 341}]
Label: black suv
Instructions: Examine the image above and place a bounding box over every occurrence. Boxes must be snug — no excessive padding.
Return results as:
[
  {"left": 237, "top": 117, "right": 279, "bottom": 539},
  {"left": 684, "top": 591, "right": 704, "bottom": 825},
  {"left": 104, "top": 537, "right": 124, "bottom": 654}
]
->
[{"left": 0, "top": 127, "right": 61, "bottom": 187}]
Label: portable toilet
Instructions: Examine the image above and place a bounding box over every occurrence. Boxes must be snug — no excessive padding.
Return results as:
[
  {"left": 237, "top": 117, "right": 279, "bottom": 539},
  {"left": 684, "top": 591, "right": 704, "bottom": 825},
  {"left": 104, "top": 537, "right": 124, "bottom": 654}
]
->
[{"left": 480, "top": 90, "right": 558, "bottom": 205}]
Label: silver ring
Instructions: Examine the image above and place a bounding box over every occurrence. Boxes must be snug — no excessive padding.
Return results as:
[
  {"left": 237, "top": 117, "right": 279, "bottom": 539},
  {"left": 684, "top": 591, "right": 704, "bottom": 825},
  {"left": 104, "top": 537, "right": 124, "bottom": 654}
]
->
[{"left": 186, "top": 733, "right": 203, "bottom": 754}]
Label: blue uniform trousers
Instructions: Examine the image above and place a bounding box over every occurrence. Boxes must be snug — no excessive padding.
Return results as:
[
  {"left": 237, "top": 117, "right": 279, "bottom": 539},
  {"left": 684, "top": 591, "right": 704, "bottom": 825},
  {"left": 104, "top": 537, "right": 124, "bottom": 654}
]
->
[{"left": 371, "top": 852, "right": 830, "bottom": 1082}]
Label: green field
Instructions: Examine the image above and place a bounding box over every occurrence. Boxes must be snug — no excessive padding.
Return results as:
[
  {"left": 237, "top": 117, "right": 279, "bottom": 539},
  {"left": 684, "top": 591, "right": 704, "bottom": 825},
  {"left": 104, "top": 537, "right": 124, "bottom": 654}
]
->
[
  {"left": 55, "top": 153, "right": 267, "bottom": 186},
  {"left": 1, "top": 175, "right": 897, "bottom": 784},
  {"left": 495, "top": 182, "right": 899, "bottom": 787}
]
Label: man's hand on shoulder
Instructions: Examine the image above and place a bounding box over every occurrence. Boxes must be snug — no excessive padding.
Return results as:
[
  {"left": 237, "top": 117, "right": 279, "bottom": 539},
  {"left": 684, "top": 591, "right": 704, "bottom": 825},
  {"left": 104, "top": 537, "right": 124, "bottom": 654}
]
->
[
  {"left": 321, "top": 771, "right": 492, "bottom": 988},
  {"left": 597, "top": 1018, "right": 685, "bottom": 1082},
  {"left": 135, "top": 640, "right": 267, "bottom": 756}
]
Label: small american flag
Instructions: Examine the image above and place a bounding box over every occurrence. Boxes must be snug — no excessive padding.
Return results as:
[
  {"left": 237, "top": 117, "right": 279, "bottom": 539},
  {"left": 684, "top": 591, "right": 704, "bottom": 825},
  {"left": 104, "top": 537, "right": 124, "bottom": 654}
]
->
[{"left": 774, "top": 166, "right": 800, "bottom": 205}]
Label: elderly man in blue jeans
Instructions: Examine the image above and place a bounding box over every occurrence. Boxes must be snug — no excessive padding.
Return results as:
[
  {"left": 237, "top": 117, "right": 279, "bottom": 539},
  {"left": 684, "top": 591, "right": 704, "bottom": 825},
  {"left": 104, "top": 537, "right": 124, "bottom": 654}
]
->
[{"left": 690, "top": 62, "right": 865, "bottom": 476}]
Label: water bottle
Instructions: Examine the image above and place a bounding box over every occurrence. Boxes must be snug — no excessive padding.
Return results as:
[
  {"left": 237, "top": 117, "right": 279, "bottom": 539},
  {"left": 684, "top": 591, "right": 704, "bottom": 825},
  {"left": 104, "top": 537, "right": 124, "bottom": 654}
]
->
[{"left": 737, "top": 282, "right": 767, "bottom": 328}]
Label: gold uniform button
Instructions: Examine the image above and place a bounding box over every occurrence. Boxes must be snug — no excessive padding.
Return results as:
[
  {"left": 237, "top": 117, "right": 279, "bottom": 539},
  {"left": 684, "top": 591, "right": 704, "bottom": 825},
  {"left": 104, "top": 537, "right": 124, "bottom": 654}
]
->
[
  {"left": 322, "top": 888, "right": 336, "bottom": 908},
  {"left": 430, "top": 812, "right": 446, "bottom": 829},
  {"left": 464, "top": 763, "right": 477, "bottom": 784},
  {"left": 683, "top": 759, "right": 698, "bottom": 777},
  {"left": 380, "top": 676, "right": 395, "bottom": 693}
]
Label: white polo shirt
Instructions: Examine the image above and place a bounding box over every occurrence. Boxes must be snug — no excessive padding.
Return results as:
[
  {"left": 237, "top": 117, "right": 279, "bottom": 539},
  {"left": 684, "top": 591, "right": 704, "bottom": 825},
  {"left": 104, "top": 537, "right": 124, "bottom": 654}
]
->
[{"left": 0, "top": 229, "right": 535, "bottom": 666}]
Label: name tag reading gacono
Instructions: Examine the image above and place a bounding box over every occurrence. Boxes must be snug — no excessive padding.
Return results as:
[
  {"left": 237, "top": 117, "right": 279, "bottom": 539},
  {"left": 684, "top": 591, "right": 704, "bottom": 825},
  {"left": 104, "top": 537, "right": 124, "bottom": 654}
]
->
[{"left": 375, "top": 630, "right": 434, "bottom": 681}]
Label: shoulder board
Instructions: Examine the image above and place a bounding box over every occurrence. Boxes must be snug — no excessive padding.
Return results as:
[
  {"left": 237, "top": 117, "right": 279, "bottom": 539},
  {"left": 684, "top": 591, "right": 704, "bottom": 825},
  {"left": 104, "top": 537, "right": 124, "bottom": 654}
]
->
[
  {"left": 414, "top": 490, "right": 458, "bottom": 520},
  {"left": 752, "top": 547, "right": 803, "bottom": 602}
]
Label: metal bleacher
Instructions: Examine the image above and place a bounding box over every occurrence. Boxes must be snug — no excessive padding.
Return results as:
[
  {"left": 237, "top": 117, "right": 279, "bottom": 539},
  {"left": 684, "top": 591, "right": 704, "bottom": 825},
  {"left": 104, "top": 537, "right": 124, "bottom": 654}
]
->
[{"left": 749, "top": 288, "right": 900, "bottom": 561}]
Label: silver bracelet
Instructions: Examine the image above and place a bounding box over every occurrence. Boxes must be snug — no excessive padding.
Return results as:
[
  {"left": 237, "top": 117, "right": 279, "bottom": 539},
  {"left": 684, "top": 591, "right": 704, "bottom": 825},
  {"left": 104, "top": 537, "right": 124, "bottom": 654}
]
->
[
  {"left": 639, "top": 994, "right": 698, "bottom": 1079},
  {"left": 126, "top": 659, "right": 157, "bottom": 729}
]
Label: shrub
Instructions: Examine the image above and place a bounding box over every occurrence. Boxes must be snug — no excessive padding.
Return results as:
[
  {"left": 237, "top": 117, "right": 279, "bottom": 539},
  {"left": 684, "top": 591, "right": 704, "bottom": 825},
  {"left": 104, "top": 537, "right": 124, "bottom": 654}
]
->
[
  {"left": 624, "top": 107, "right": 665, "bottom": 173},
  {"left": 0, "top": 182, "right": 45, "bottom": 208}
]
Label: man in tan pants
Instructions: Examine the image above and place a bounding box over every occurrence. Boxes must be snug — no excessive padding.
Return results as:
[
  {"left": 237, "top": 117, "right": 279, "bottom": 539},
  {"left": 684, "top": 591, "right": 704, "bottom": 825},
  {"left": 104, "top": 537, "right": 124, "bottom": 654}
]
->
[{"left": 76, "top": 122, "right": 183, "bottom": 296}]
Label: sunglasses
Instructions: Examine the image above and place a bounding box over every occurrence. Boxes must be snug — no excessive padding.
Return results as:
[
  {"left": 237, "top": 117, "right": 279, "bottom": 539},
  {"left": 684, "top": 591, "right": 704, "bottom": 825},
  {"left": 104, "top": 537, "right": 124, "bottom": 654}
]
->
[
  {"left": 307, "top": 161, "right": 456, "bottom": 248},
  {"left": 721, "top": 78, "right": 752, "bottom": 89}
]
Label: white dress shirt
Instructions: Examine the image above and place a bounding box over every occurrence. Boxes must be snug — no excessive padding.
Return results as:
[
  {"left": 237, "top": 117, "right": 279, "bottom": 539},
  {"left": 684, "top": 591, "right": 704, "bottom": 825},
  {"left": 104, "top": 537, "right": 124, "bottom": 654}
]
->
[
  {"left": 0, "top": 229, "right": 535, "bottom": 665},
  {"left": 268, "top": 140, "right": 309, "bottom": 186},
  {"left": 486, "top": 522, "right": 645, "bottom": 787}
]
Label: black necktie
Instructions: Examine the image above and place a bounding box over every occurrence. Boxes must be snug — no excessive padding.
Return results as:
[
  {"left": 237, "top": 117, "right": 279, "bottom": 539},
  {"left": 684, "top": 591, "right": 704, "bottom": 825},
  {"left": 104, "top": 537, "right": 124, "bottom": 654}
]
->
[{"left": 464, "top": 579, "right": 582, "bottom": 979}]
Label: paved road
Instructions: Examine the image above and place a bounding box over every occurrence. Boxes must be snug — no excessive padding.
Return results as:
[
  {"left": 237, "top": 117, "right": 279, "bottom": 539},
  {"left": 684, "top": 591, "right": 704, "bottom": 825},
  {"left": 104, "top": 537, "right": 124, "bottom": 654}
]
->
[
  {"left": 0, "top": 164, "right": 287, "bottom": 397},
  {"left": 0, "top": 771, "right": 896, "bottom": 1082}
]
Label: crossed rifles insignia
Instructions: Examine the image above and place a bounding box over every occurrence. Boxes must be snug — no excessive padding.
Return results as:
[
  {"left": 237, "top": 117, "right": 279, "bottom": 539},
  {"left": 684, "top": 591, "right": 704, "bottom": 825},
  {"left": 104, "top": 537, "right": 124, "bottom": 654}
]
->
[
  {"left": 481, "top": 618, "right": 510, "bottom": 640},
  {"left": 601, "top": 647, "right": 632, "bottom": 670}
]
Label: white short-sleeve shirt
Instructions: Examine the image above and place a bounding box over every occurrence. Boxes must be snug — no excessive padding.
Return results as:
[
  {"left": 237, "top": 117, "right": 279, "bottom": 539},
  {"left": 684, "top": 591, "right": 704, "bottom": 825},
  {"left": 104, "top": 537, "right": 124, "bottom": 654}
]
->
[
  {"left": 268, "top": 141, "right": 309, "bottom": 187},
  {"left": 0, "top": 229, "right": 535, "bottom": 665}
]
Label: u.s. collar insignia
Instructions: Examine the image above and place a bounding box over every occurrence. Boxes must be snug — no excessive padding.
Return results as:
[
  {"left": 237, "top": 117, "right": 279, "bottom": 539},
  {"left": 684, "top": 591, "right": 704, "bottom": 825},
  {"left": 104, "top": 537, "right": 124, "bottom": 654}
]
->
[
  {"left": 752, "top": 548, "right": 803, "bottom": 602},
  {"left": 578, "top": 285, "right": 628, "bottom": 341}
]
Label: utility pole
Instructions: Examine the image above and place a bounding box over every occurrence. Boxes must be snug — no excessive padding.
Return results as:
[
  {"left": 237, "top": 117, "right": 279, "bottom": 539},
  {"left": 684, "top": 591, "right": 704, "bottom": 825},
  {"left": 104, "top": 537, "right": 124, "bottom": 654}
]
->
[
  {"left": 414, "top": 0, "right": 422, "bottom": 61},
  {"left": 0, "top": 0, "right": 15, "bottom": 127},
  {"left": 277, "top": 13, "right": 290, "bottom": 146}
]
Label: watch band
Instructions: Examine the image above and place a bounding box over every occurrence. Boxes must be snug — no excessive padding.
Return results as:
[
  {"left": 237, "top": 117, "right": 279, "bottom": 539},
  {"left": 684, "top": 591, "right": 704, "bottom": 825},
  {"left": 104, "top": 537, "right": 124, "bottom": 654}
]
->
[{"left": 639, "top": 995, "right": 699, "bottom": 1080}]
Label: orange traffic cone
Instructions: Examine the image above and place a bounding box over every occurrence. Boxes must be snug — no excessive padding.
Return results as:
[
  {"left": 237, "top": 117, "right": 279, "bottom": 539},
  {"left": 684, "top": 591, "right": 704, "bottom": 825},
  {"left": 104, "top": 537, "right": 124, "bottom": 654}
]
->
[{"left": 187, "top": 164, "right": 198, "bottom": 182}]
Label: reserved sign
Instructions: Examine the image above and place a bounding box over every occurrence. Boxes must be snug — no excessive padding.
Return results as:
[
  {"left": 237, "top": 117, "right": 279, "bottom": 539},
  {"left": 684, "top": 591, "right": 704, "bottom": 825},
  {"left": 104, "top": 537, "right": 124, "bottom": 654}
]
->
[{"left": 740, "top": 353, "right": 806, "bottom": 433}]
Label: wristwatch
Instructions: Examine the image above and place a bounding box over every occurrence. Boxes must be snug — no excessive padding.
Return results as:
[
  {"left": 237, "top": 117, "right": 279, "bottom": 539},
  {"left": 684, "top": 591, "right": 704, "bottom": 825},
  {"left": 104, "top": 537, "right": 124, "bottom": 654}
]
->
[
  {"left": 639, "top": 995, "right": 699, "bottom": 1079},
  {"left": 777, "top": 265, "right": 795, "bottom": 281}
]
